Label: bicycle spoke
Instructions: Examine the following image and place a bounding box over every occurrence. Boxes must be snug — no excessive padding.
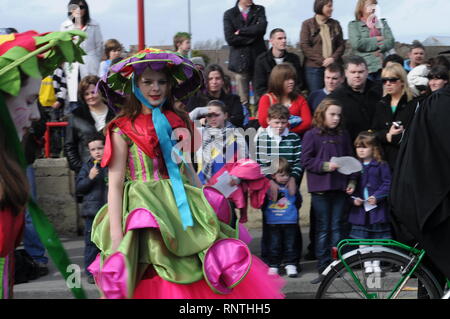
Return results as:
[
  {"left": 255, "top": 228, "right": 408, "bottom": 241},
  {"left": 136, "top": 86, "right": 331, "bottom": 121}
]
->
[{"left": 326, "top": 266, "right": 367, "bottom": 299}]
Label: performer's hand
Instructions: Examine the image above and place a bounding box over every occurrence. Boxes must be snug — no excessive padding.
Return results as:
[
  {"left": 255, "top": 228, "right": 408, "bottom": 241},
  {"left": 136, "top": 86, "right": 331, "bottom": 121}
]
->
[{"left": 111, "top": 233, "right": 123, "bottom": 252}]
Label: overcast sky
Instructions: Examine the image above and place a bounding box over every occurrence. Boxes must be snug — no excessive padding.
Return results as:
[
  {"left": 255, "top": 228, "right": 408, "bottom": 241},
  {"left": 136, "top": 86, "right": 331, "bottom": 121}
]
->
[{"left": 2, "top": 0, "right": 449, "bottom": 50}]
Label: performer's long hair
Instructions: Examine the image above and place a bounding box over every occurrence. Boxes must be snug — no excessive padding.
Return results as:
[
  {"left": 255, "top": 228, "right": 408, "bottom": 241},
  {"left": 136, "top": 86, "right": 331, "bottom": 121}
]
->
[{"left": 0, "top": 127, "right": 29, "bottom": 216}]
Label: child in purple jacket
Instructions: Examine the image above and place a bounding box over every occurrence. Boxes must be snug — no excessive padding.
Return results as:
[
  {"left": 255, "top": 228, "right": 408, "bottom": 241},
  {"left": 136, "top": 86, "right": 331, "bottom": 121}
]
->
[
  {"left": 301, "top": 98, "right": 356, "bottom": 284},
  {"left": 349, "top": 131, "right": 392, "bottom": 274}
]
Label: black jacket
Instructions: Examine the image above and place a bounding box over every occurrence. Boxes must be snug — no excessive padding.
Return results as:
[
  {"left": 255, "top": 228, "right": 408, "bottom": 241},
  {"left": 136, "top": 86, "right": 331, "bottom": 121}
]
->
[
  {"left": 253, "top": 48, "right": 304, "bottom": 100},
  {"left": 371, "top": 94, "right": 419, "bottom": 170},
  {"left": 223, "top": 2, "right": 267, "bottom": 76},
  {"left": 329, "top": 79, "right": 382, "bottom": 141},
  {"left": 75, "top": 158, "right": 108, "bottom": 217},
  {"left": 23, "top": 110, "right": 47, "bottom": 165},
  {"left": 64, "top": 106, "right": 115, "bottom": 174},
  {"left": 391, "top": 86, "right": 450, "bottom": 279},
  {"left": 186, "top": 90, "right": 244, "bottom": 128}
]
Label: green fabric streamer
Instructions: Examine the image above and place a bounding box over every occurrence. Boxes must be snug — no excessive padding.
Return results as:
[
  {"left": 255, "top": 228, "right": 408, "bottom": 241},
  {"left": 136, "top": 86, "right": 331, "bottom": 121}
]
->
[{"left": 0, "top": 93, "right": 87, "bottom": 299}]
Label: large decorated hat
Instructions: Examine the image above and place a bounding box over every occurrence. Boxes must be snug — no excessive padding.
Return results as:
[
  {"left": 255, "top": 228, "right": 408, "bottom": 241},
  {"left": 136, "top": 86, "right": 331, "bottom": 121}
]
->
[
  {"left": 0, "top": 30, "right": 86, "bottom": 96},
  {"left": 102, "top": 48, "right": 203, "bottom": 101}
]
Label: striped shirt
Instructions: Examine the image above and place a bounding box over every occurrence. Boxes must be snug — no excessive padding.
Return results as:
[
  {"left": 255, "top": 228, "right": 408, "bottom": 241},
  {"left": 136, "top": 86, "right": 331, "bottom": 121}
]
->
[
  {"left": 256, "top": 128, "right": 303, "bottom": 182},
  {"left": 52, "top": 67, "right": 67, "bottom": 106}
]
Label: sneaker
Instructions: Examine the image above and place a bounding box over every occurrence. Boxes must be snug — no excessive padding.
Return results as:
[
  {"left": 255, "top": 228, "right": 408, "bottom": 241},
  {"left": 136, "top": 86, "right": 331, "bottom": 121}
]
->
[
  {"left": 268, "top": 267, "right": 278, "bottom": 275},
  {"left": 285, "top": 265, "right": 298, "bottom": 278},
  {"left": 310, "top": 274, "right": 325, "bottom": 284},
  {"left": 36, "top": 262, "right": 49, "bottom": 277}
]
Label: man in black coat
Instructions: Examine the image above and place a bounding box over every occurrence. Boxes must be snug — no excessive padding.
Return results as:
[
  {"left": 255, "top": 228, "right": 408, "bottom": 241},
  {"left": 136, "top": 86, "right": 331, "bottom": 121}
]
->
[
  {"left": 224, "top": 0, "right": 267, "bottom": 107},
  {"left": 329, "top": 56, "right": 382, "bottom": 141},
  {"left": 391, "top": 85, "right": 450, "bottom": 281},
  {"left": 254, "top": 28, "right": 303, "bottom": 102}
]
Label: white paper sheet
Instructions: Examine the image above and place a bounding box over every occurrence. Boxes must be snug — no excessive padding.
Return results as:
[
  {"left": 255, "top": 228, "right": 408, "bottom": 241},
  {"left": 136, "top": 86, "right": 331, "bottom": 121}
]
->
[
  {"left": 352, "top": 196, "right": 378, "bottom": 213},
  {"left": 330, "top": 156, "right": 363, "bottom": 175},
  {"left": 363, "top": 201, "right": 378, "bottom": 212},
  {"left": 211, "top": 171, "right": 238, "bottom": 198}
]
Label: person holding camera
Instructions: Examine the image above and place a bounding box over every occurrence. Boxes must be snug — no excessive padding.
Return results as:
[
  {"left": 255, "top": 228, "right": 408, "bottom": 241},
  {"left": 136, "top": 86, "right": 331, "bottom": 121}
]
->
[{"left": 371, "top": 62, "right": 419, "bottom": 171}]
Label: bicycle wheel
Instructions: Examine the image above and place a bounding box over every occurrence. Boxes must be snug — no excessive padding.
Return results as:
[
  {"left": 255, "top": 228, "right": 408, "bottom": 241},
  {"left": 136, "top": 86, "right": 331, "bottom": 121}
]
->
[{"left": 316, "top": 249, "right": 443, "bottom": 299}]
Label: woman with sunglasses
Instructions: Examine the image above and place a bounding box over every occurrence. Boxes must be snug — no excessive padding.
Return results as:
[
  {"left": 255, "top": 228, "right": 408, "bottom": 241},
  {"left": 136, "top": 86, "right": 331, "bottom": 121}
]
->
[
  {"left": 61, "top": 0, "right": 103, "bottom": 114},
  {"left": 371, "top": 62, "right": 418, "bottom": 171},
  {"left": 186, "top": 64, "right": 245, "bottom": 128}
]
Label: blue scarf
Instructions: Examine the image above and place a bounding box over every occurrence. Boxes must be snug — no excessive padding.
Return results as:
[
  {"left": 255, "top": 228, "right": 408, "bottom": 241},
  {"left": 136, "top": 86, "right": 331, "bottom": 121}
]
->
[{"left": 132, "top": 78, "right": 194, "bottom": 230}]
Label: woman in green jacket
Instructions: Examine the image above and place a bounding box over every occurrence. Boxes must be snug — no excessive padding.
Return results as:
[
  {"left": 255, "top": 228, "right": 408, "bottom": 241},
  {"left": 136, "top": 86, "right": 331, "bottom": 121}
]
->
[{"left": 348, "top": 0, "right": 395, "bottom": 81}]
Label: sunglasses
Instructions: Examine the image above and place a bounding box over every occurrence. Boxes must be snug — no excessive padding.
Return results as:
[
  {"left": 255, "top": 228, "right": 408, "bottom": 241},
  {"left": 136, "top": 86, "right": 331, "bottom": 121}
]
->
[
  {"left": 382, "top": 77, "right": 400, "bottom": 84},
  {"left": 206, "top": 113, "right": 221, "bottom": 118},
  {"left": 428, "top": 75, "right": 448, "bottom": 80}
]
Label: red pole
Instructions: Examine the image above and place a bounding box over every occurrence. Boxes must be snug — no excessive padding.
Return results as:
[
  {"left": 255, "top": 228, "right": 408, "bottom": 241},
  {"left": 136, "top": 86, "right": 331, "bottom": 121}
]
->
[
  {"left": 44, "top": 122, "right": 69, "bottom": 158},
  {"left": 138, "top": 0, "right": 145, "bottom": 51}
]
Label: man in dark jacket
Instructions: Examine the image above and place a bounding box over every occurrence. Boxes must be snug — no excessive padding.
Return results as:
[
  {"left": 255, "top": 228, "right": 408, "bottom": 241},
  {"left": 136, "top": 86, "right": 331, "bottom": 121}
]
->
[
  {"left": 329, "top": 56, "right": 382, "bottom": 141},
  {"left": 224, "top": 0, "right": 267, "bottom": 107},
  {"left": 254, "top": 28, "right": 303, "bottom": 102},
  {"left": 391, "top": 85, "right": 450, "bottom": 282}
]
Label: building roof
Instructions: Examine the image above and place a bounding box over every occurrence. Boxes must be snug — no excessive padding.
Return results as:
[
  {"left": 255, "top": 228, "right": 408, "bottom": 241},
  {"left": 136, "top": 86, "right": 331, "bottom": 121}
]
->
[{"left": 423, "top": 36, "right": 450, "bottom": 46}]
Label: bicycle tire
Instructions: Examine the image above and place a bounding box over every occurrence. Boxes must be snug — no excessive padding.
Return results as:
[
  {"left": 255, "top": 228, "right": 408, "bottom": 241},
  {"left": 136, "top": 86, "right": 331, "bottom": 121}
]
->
[{"left": 316, "top": 249, "right": 443, "bottom": 299}]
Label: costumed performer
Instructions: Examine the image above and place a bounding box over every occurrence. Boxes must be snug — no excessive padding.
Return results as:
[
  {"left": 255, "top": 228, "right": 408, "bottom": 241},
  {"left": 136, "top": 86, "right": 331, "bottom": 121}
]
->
[
  {"left": 88, "top": 48, "right": 285, "bottom": 299},
  {"left": 0, "top": 29, "right": 88, "bottom": 299}
]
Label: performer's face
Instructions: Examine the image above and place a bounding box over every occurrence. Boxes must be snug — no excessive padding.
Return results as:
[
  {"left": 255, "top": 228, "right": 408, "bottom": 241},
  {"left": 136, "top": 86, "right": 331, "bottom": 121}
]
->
[
  {"left": 138, "top": 68, "right": 169, "bottom": 107},
  {"left": 6, "top": 77, "right": 41, "bottom": 141}
]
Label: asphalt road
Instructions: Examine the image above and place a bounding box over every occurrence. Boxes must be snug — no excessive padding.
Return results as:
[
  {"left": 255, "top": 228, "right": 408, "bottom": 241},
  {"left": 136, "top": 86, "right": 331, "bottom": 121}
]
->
[{"left": 13, "top": 227, "right": 320, "bottom": 299}]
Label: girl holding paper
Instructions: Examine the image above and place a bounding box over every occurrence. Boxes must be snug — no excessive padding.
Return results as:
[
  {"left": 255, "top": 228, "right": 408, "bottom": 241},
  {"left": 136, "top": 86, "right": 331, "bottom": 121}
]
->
[
  {"left": 349, "top": 131, "right": 392, "bottom": 274},
  {"left": 301, "top": 98, "right": 356, "bottom": 284}
]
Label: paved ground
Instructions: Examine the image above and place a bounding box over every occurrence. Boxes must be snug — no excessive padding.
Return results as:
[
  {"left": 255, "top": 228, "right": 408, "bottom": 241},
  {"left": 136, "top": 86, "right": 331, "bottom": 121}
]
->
[{"left": 13, "top": 227, "right": 321, "bottom": 299}]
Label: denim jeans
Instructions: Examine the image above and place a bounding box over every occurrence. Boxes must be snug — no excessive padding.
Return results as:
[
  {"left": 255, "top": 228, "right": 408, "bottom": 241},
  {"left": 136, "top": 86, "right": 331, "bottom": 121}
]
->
[
  {"left": 233, "top": 72, "right": 251, "bottom": 106},
  {"left": 267, "top": 224, "right": 300, "bottom": 268},
  {"left": 84, "top": 217, "right": 100, "bottom": 276},
  {"left": 25, "top": 166, "right": 48, "bottom": 264},
  {"left": 304, "top": 66, "right": 325, "bottom": 93},
  {"left": 311, "top": 191, "right": 347, "bottom": 273},
  {"left": 261, "top": 194, "right": 303, "bottom": 264}
]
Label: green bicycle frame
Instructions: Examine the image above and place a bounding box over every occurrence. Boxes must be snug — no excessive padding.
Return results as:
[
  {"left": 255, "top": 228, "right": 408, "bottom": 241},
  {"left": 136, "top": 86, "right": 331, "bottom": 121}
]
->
[{"left": 335, "top": 239, "right": 429, "bottom": 299}]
